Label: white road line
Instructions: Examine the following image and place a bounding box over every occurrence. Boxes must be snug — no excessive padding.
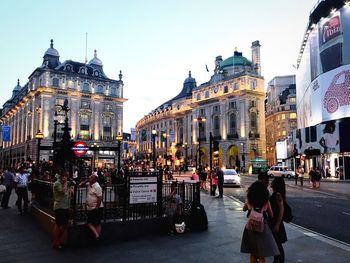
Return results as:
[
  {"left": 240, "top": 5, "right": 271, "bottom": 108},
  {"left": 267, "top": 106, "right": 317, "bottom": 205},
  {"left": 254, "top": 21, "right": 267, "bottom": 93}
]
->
[{"left": 342, "top": 212, "right": 350, "bottom": 216}]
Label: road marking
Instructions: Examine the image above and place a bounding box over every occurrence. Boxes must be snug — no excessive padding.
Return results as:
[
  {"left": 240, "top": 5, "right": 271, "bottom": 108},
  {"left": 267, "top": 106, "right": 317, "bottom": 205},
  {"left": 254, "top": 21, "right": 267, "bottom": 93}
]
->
[{"left": 342, "top": 212, "right": 350, "bottom": 216}]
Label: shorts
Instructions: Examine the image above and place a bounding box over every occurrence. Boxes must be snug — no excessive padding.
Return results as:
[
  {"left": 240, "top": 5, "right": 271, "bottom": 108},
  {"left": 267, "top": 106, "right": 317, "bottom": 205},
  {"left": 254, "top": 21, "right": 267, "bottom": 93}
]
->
[
  {"left": 87, "top": 208, "right": 102, "bottom": 225},
  {"left": 54, "top": 209, "right": 70, "bottom": 226}
]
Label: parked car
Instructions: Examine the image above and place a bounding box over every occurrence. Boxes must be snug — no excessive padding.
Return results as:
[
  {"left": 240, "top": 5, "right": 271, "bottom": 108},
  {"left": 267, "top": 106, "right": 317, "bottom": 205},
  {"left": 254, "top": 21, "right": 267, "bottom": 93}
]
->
[
  {"left": 267, "top": 166, "right": 295, "bottom": 179},
  {"left": 223, "top": 169, "right": 241, "bottom": 187}
]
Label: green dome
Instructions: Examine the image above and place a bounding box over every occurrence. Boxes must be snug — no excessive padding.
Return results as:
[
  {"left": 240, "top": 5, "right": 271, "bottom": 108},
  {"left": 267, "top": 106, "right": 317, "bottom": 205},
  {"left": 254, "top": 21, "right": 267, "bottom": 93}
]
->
[{"left": 220, "top": 51, "right": 252, "bottom": 69}]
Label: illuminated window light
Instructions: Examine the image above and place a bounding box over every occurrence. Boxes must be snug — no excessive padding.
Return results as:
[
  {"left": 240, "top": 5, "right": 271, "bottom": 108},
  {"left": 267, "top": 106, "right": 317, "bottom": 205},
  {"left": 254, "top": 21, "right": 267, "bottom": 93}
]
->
[
  {"left": 330, "top": 8, "right": 336, "bottom": 14},
  {"left": 345, "top": 1, "right": 350, "bottom": 7}
]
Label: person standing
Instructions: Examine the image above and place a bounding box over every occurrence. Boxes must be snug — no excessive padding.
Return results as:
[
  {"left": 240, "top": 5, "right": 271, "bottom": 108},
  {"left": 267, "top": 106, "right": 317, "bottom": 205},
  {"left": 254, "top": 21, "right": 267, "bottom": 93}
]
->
[
  {"left": 216, "top": 167, "right": 224, "bottom": 198},
  {"left": 309, "top": 167, "right": 316, "bottom": 188},
  {"left": 14, "top": 166, "right": 31, "bottom": 214},
  {"left": 241, "top": 181, "right": 279, "bottom": 263},
  {"left": 294, "top": 167, "right": 299, "bottom": 186},
  {"left": 1, "top": 168, "right": 15, "bottom": 209},
  {"left": 80, "top": 173, "right": 103, "bottom": 241},
  {"left": 165, "top": 182, "right": 183, "bottom": 235},
  {"left": 52, "top": 170, "right": 72, "bottom": 250},
  {"left": 314, "top": 167, "right": 322, "bottom": 188},
  {"left": 298, "top": 166, "right": 304, "bottom": 187},
  {"left": 269, "top": 177, "right": 288, "bottom": 263},
  {"left": 210, "top": 170, "right": 218, "bottom": 196}
]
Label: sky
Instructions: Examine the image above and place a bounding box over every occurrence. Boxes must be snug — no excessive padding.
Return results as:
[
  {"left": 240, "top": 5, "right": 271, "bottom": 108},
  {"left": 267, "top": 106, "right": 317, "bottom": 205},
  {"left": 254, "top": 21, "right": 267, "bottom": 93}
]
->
[{"left": 0, "top": 0, "right": 317, "bottom": 132}]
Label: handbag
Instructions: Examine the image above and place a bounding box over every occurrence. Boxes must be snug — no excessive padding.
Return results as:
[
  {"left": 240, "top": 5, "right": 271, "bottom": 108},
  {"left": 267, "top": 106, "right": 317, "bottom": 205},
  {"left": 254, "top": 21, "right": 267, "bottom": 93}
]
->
[
  {"left": 283, "top": 201, "right": 293, "bottom": 223},
  {"left": 245, "top": 209, "right": 264, "bottom": 232}
]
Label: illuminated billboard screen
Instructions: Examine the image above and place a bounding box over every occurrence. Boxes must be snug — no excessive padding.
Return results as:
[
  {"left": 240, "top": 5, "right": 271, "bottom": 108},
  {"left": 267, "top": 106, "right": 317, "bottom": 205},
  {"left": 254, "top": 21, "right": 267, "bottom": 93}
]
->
[{"left": 297, "top": 6, "right": 350, "bottom": 128}]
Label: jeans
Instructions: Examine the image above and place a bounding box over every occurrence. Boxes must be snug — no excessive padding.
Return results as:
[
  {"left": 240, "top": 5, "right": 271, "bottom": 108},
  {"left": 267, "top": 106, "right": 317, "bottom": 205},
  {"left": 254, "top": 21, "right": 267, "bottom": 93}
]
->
[
  {"left": 16, "top": 187, "right": 28, "bottom": 213},
  {"left": 1, "top": 186, "right": 12, "bottom": 207}
]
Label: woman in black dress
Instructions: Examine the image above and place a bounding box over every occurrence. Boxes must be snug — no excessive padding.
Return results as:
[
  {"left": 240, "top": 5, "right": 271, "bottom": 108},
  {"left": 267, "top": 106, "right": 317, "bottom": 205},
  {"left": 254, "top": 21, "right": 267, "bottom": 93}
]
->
[{"left": 270, "top": 177, "right": 288, "bottom": 263}]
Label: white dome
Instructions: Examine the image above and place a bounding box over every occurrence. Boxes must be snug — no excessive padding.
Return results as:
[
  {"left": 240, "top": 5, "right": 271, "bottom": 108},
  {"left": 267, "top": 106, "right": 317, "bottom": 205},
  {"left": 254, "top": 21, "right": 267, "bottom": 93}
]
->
[
  {"left": 44, "top": 39, "right": 59, "bottom": 57},
  {"left": 13, "top": 79, "right": 21, "bottom": 91},
  {"left": 88, "top": 49, "right": 103, "bottom": 66}
]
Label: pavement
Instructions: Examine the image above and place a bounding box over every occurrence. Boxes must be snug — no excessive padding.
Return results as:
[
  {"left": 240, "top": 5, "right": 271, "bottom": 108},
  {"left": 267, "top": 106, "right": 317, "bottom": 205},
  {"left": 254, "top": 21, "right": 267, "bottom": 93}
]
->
[{"left": 1, "top": 181, "right": 350, "bottom": 263}]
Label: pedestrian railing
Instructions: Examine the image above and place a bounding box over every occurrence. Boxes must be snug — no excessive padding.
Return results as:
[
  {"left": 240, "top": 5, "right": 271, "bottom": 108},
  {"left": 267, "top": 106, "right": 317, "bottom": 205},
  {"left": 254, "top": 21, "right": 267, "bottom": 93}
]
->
[{"left": 32, "top": 172, "right": 200, "bottom": 225}]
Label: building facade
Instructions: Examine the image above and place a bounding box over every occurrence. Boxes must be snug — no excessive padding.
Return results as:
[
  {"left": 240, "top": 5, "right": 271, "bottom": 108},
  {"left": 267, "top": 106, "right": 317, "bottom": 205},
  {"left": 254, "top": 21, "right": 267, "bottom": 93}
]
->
[
  {"left": 0, "top": 40, "right": 126, "bottom": 169},
  {"left": 265, "top": 75, "right": 297, "bottom": 167},
  {"left": 136, "top": 41, "right": 266, "bottom": 171},
  {"left": 294, "top": 0, "right": 350, "bottom": 179}
]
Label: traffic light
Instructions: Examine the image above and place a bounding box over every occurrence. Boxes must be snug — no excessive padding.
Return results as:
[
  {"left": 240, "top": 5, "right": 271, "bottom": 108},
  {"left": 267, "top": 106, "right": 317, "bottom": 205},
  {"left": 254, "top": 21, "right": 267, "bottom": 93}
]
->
[{"left": 213, "top": 140, "right": 219, "bottom": 152}]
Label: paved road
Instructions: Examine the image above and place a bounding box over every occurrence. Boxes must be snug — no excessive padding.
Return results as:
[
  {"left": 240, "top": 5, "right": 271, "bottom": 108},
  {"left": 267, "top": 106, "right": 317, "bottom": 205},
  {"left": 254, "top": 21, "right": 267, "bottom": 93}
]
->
[{"left": 225, "top": 175, "right": 350, "bottom": 244}]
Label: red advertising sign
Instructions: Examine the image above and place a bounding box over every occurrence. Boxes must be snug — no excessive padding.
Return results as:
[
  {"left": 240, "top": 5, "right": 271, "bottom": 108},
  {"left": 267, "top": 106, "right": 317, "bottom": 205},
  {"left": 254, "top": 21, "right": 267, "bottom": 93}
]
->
[
  {"left": 321, "top": 16, "right": 342, "bottom": 44},
  {"left": 72, "top": 141, "right": 89, "bottom": 157}
]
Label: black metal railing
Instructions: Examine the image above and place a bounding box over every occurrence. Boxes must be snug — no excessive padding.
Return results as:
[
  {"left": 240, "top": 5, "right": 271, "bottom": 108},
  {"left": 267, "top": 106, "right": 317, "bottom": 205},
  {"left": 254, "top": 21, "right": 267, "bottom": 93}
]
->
[{"left": 32, "top": 173, "right": 200, "bottom": 225}]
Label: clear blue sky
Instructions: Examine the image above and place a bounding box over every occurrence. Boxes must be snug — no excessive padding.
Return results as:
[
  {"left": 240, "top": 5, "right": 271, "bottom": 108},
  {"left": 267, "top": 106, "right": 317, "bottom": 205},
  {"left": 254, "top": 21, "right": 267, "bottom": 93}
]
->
[{"left": 0, "top": 0, "right": 316, "bottom": 132}]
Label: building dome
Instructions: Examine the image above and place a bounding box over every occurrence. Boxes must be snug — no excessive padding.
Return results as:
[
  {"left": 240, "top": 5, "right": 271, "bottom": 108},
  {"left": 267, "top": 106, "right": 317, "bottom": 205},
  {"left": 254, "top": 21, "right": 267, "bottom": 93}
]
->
[
  {"left": 220, "top": 51, "right": 252, "bottom": 69},
  {"left": 88, "top": 50, "right": 103, "bottom": 67},
  {"left": 44, "top": 39, "right": 59, "bottom": 57},
  {"left": 184, "top": 71, "right": 196, "bottom": 84},
  {"left": 13, "top": 79, "right": 21, "bottom": 91}
]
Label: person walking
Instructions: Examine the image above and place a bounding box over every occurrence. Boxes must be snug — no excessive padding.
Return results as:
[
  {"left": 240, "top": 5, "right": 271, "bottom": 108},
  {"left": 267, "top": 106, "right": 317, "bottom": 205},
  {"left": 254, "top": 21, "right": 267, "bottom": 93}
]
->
[
  {"left": 1, "top": 168, "right": 15, "bottom": 209},
  {"left": 52, "top": 170, "right": 72, "bottom": 250},
  {"left": 79, "top": 173, "right": 104, "bottom": 241},
  {"left": 241, "top": 181, "right": 279, "bottom": 263},
  {"left": 309, "top": 167, "right": 316, "bottom": 188},
  {"left": 298, "top": 166, "right": 304, "bottom": 187},
  {"left": 210, "top": 170, "right": 218, "bottom": 196},
  {"left": 294, "top": 167, "right": 299, "bottom": 186},
  {"left": 269, "top": 177, "right": 288, "bottom": 263},
  {"left": 14, "top": 166, "right": 31, "bottom": 214},
  {"left": 216, "top": 167, "right": 224, "bottom": 198},
  {"left": 314, "top": 167, "right": 322, "bottom": 188}
]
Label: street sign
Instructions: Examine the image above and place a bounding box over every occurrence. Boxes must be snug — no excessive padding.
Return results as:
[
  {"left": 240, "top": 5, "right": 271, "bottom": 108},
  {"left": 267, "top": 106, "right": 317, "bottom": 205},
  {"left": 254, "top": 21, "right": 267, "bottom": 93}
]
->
[{"left": 72, "top": 141, "right": 89, "bottom": 157}]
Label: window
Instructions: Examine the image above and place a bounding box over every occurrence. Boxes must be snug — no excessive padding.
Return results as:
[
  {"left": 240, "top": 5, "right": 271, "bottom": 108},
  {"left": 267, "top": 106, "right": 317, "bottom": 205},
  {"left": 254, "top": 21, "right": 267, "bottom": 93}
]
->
[
  {"left": 104, "top": 104, "right": 112, "bottom": 112},
  {"left": 281, "top": 114, "right": 286, "bottom": 120},
  {"left": 290, "top": 105, "right": 296, "bottom": 110},
  {"left": 250, "top": 100, "right": 256, "bottom": 107},
  {"left": 97, "top": 85, "right": 104, "bottom": 94},
  {"left": 213, "top": 116, "right": 220, "bottom": 137},
  {"left": 196, "top": 93, "right": 201, "bottom": 101},
  {"left": 205, "top": 90, "right": 209, "bottom": 98},
  {"left": 178, "top": 127, "right": 183, "bottom": 144},
  {"left": 213, "top": 105, "right": 220, "bottom": 113},
  {"left": 82, "top": 83, "right": 90, "bottom": 92},
  {"left": 79, "top": 114, "right": 90, "bottom": 139},
  {"left": 229, "top": 101, "right": 237, "bottom": 109},
  {"left": 234, "top": 82, "right": 239, "bottom": 90},
  {"left": 52, "top": 78, "right": 59, "bottom": 87},
  {"left": 110, "top": 86, "right": 117, "bottom": 96},
  {"left": 250, "top": 79, "right": 257, "bottom": 90},
  {"left": 282, "top": 130, "right": 286, "bottom": 136},
  {"left": 81, "top": 101, "right": 90, "bottom": 109},
  {"left": 250, "top": 112, "right": 257, "bottom": 133},
  {"left": 199, "top": 108, "right": 206, "bottom": 117},
  {"left": 290, "top": 113, "right": 297, "bottom": 119},
  {"left": 229, "top": 113, "right": 237, "bottom": 135},
  {"left": 289, "top": 97, "right": 296, "bottom": 103},
  {"left": 224, "top": 86, "right": 229, "bottom": 93}
]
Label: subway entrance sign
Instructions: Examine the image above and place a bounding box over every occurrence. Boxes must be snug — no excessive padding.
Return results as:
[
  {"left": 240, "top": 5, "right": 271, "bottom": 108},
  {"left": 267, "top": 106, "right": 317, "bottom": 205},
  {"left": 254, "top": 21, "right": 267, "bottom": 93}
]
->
[{"left": 72, "top": 141, "right": 89, "bottom": 157}]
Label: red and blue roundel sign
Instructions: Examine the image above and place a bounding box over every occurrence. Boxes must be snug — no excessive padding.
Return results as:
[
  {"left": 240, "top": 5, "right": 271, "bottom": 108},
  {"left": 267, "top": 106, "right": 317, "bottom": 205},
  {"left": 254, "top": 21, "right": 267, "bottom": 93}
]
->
[{"left": 72, "top": 141, "right": 89, "bottom": 157}]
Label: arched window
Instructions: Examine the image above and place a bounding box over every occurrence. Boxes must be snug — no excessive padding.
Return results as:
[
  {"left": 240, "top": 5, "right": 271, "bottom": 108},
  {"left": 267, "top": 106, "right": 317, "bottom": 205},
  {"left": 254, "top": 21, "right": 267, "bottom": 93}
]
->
[
  {"left": 205, "top": 90, "right": 209, "bottom": 98},
  {"left": 213, "top": 116, "right": 220, "bottom": 137},
  {"left": 52, "top": 78, "right": 59, "bottom": 87},
  {"left": 224, "top": 86, "right": 229, "bottom": 93},
  {"left": 110, "top": 86, "right": 117, "bottom": 96},
  {"left": 82, "top": 83, "right": 90, "bottom": 92},
  {"left": 250, "top": 112, "right": 257, "bottom": 133},
  {"left": 229, "top": 113, "right": 237, "bottom": 135},
  {"left": 196, "top": 93, "right": 201, "bottom": 101},
  {"left": 97, "top": 85, "right": 104, "bottom": 94}
]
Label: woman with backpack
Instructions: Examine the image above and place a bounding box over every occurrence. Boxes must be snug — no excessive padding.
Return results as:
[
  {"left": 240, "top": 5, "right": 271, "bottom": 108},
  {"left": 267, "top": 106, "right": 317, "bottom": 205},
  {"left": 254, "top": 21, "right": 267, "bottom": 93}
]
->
[
  {"left": 269, "top": 177, "right": 288, "bottom": 263},
  {"left": 241, "top": 181, "right": 279, "bottom": 263}
]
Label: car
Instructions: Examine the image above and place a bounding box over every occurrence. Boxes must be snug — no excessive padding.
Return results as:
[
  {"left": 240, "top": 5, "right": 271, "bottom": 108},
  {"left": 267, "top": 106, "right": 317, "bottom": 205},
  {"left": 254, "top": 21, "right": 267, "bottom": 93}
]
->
[
  {"left": 223, "top": 169, "right": 241, "bottom": 187},
  {"left": 267, "top": 166, "right": 295, "bottom": 179}
]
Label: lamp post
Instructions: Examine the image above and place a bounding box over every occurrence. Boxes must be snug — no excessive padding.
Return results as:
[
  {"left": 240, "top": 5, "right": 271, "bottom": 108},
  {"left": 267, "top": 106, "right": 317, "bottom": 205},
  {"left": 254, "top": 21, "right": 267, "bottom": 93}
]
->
[
  {"left": 152, "top": 129, "right": 157, "bottom": 168},
  {"left": 183, "top": 142, "right": 188, "bottom": 171},
  {"left": 35, "top": 130, "right": 44, "bottom": 166},
  {"left": 162, "top": 131, "right": 168, "bottom": 167},
  {"left": 116, "top": 132, "right": 123, "bottom": 173},
  {"left": 194, "top": 117, "right": 206, "bottom": 169}
]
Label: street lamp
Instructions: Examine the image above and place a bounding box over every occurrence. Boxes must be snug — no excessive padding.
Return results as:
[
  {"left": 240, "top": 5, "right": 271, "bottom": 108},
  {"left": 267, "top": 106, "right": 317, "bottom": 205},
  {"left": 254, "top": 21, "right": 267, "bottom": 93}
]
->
[
  {"left": 182, "top": 142, "right": 188, "bottom": 171},
  {"left": 194, "top": 117, "right": 206, "bottom": 169},
  {"left": 162, "top": 131, "right": 168, "bottom": 166},
  {"left": 35, "top": 130, "right": 44, "bottom": 166},
  {"left": 152, "top": 129, "right": 157, "bottom": 168},
  {"left": 116, "top": 132, "right": 123, "bottom": 173}
]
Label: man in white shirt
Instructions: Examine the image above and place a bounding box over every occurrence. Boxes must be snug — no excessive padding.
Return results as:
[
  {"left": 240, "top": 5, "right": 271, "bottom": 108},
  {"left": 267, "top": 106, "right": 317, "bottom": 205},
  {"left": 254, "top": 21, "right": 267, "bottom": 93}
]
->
[
  {"left": 79, "top": 173, "right": 103, "bottom": 240},
  {"left": 14, "top": 166, "right": 31, "bottom": 214}
]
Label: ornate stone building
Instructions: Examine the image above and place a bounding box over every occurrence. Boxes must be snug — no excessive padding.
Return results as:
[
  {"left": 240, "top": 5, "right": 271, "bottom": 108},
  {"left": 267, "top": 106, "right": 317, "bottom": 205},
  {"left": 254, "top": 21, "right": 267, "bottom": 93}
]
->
[
  {"left": 136, "top": 41, "right": 266, "bottom": 171},
  {"left": 0, "top": 40, "right": 126, "bottom": 168}
]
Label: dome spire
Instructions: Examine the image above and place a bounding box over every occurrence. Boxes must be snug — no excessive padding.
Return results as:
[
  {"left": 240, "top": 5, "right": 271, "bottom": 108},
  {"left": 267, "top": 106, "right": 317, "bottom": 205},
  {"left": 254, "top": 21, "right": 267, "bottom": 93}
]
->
[
  {"left": 17, "top": 79, "right": 20, "bottom": 86},
  {"left": 94, "top": 49, "right": 97, "bottom": 58},
  {"left": 50, "top": 39, "right": 54, "bottom": 48},
  {"left": 189, "top": 71, "right": 191, "bottom": 77},
  {"left": 119, "top": 70, "right": 123, "bottom": 80}
]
